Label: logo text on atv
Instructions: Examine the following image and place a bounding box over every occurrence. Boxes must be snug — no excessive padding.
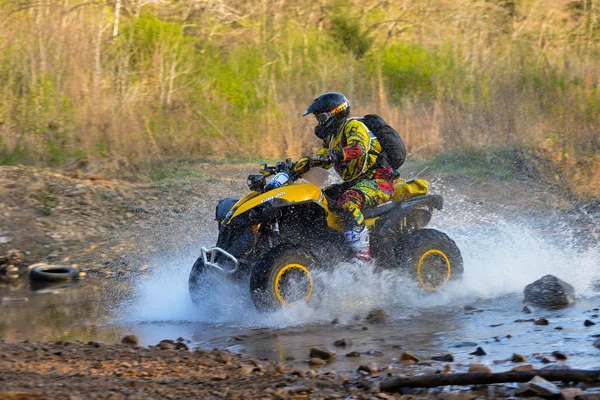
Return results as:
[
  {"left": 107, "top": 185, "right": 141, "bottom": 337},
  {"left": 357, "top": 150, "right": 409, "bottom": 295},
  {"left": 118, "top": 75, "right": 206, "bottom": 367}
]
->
[{"left": 261, "top": 192, "right": 286, "bottom": 203}]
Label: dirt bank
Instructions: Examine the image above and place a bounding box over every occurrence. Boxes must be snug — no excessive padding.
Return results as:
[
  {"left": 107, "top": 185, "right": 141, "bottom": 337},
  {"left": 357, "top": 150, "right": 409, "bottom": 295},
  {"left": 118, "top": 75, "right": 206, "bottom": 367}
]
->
[{"left": 0, "top": 339, "right": 379, "bottom": 399}]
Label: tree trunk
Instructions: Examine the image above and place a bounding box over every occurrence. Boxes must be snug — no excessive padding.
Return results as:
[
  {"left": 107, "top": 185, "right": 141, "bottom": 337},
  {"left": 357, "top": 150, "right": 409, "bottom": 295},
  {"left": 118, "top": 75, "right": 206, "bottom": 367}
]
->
[
  {"left": 113, "top": 0, "right": 121, "bottom": 37},
  {"left": 380, "top": 369, "right": 600, "bottom": 392}
]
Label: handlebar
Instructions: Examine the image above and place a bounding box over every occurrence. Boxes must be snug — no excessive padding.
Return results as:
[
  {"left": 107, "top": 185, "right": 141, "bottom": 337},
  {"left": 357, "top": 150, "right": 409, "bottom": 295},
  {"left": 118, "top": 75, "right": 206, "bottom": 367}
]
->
[{"left": 260, "top": 158, "right": 297, "bottom": 177}]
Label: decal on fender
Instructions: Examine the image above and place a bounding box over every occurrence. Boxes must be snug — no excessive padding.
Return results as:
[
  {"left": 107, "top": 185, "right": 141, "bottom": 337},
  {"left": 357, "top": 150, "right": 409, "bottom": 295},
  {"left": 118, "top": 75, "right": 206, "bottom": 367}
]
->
[{"left": 261, "top": 192, "right": 286, "bottom": 203}]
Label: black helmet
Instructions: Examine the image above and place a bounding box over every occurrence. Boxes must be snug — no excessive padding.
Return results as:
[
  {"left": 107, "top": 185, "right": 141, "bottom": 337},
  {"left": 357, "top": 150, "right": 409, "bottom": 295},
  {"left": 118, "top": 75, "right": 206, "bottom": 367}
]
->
[{"left": 302, "top": 92, "right": 350, "bottom": 140}]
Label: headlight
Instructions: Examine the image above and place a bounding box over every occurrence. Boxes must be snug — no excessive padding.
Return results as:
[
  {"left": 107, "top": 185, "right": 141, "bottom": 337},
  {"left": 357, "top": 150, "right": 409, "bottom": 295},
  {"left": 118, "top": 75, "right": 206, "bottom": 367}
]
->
[{"left": 247, "top": 174, "right": 266, "bottom": 192}]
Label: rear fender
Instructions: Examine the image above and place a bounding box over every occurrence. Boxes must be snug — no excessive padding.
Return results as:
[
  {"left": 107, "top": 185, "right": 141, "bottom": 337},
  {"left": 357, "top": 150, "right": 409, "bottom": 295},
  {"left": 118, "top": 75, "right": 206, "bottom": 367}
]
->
[{"left": 376, "top": 194, "right": 443, "bottom": 236}]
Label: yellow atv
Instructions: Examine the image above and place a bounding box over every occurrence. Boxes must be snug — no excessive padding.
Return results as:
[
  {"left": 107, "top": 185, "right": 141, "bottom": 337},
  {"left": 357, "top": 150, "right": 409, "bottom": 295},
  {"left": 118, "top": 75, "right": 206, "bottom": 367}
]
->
[{"left": 189, "top": 159, "right": 463, "bottom": 312}]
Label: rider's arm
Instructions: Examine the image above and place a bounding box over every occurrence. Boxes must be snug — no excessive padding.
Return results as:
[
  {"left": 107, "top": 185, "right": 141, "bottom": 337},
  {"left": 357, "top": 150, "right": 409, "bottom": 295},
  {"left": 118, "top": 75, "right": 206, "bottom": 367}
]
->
[
  {"left": 337, "top": 121, "right": 368, "bottom": 161},
  {"left": 313, "top": 145, "right": 334, "bottom": 169}
]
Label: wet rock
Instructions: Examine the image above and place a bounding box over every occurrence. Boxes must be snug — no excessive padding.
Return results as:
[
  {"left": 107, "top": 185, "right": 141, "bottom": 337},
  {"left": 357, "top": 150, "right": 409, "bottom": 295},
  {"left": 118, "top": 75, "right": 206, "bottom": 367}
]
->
[
  {"left": 468, "top": 363, "right": 492, "bottom": 373},
  {"left": 121, "top": 335, "right": 139, "bottom": 345},
  {"left": 515, "top": 375, "right": 561, "bottom": 397},
  {"left": 541, "top": 356, "right": 554, "bottom": 363},
  {"left": 333, "top": 338, "right": 352, "bottom": 347},
  {"left": 524, "top": 274, "right": 575, "bottom": 308},
  {"left": 0, "top": 236, "right": 13, "bottom": 244},
  {"left": 357, "top": 362, "right": 378, "bottom": 375},
  {"left": 593, "top": 339, "right": 600, "bottom": 349},
  {"left": 535, "top": 318, "right": 550, "bottom": 326},
  {"left": 515, "top": 318, "right": 536, "bottom": 323},
  {"left": 345, "top": 351, "right": 361, "bottom": 357},
  {"left": 158, "top": 340, "right": 175, "bottom": 350},
  {"left": 470, "top": 347, "right": 487, "bottom": 356},
  {"left": 561, "top": 388, "right": 583, "bottom": 400},
  {"left": 431, "top": 354, "right": 454, "bottom": 362},
  {"left": 400, "top": 352, "right": 419, "bottom": 363},
  {"left": 309, "top": 357, "right": 325, "bottom": 366},
  {"left": 575, "top": 388, "right": 600, "bottom": 400},
  {"left": 512, "top": 364, "right": 535, "bottom": 371},
  {"left": 365, "top": 309, "right": 388, "bottom": 324},
  {"left": 511, "top": 353, "right": 527, "bottom": 362},
  {"left": 174, "top": 342, "right": 189, "bottom": 351},
  {"left": 464, "top": 305, "right": 477, "bottom": 311},
  {"left": 584, "top": 319, "right": 596, "bottom": 327},
  {"left": 522, "top": 305, "right": 533, "bottom": 313},
  {"left": 551, "top": 351, "right": 568, "bottom": 360},
  {"left": 454, "top": 342, "right": 478, "bottom": 348},
  {"left": 363, "top": 349, "right": 383, "bottom": 357},
  {"left": 309, "top": 348, "right": 335, "bottom": 360}
]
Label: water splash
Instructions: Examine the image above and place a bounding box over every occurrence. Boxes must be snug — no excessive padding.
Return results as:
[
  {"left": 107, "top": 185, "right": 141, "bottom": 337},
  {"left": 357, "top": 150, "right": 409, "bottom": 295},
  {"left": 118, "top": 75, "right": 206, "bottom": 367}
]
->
[{"left": 124, "top": 184, "right": 600, "bottom": 329}]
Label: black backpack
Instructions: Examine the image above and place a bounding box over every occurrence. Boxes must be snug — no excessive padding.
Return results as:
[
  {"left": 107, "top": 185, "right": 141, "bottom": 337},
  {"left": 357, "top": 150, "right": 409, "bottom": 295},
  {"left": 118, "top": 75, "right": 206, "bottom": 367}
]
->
[{"left": 359, "top": 114, "right": 406, "bottom": 170}]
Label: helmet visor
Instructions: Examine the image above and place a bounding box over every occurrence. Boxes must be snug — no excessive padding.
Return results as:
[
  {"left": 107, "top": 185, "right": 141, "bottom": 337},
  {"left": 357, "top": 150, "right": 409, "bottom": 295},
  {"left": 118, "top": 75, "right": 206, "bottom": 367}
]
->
[{"left": 315, "top": 112, "right": 330, "bottom": 125}]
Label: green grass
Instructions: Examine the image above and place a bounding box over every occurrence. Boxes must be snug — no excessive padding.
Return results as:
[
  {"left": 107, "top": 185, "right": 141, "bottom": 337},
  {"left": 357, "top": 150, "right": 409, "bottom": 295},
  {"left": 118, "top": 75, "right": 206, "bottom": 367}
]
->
[
  {"left": 428, "top": 148, "right": 522, "bottom": 181},
  {"left": 149, "top": 165, "right": 206, "bottom": 188}
]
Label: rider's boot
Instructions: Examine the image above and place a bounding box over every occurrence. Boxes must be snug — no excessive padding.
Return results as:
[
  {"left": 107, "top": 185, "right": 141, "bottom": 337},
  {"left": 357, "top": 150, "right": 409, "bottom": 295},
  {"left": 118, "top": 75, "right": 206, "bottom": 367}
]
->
[{"left": 344, "top": 226, "right": 372, "bottom": 266}]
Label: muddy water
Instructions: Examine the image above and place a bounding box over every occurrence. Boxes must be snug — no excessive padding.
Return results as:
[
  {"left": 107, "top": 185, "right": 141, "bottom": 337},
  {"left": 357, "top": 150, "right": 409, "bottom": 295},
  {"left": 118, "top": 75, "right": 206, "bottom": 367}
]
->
[{"left": 2, "top": 176, "right": 600, "bottom": 374}]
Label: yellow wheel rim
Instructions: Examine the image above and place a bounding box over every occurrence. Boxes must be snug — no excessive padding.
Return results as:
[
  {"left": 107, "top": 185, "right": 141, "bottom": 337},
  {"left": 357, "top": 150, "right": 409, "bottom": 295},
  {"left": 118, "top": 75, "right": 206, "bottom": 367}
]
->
[
  {"left": 274, "top": 263, "right": 313, "bottom": 305},
  {"left": 417, "top": 249, "right": 451, "bottom": 291}
]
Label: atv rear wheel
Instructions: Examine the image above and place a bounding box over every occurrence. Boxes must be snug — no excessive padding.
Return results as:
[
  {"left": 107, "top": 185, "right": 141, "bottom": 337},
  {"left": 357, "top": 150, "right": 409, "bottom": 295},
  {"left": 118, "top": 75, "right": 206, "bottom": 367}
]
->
[
  {"left": 396, "top": 229, "right": 463, "bottom": 291},
  {"left": 250, "top": 244, "right": 318, "bottom": 313}
]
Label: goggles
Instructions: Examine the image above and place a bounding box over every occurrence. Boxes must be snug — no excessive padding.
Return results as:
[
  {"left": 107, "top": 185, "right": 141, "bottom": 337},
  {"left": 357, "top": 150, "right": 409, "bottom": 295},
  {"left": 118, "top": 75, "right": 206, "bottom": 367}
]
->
[
  {"left": 313, "top": 101, "right": 349, "bottom": 125},
  {"left": 315, "top": 112, "right": 330, "bottom": 124}
]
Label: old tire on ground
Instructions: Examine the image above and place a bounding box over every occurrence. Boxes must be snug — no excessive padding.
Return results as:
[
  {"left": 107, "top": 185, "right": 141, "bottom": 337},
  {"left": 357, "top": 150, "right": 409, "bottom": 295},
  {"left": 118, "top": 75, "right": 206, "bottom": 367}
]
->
[
  {"left": 29, "top": 265, "right": 79, "bottom": 282},
  {"left": 396, "top": 229, "right": 463, "bottom": 291},
  {"left": 250, "top": 244, "right": 318, "bottom": 313}
]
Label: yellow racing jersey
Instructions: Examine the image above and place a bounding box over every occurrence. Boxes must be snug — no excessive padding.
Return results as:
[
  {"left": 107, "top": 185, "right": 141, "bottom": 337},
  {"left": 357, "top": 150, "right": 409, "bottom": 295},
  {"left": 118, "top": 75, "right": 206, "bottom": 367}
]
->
[{"left": 316, "top": 118, "right": 383, "bottom": 181}]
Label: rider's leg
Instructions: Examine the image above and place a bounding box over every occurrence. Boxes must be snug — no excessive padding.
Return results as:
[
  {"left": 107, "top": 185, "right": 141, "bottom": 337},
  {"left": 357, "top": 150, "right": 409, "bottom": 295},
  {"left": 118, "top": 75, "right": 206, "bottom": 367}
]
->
[
  {"left": 337, "top": 189, "right": 371, "bottom": 263},
  {"left": 337, "top": 175, "right": 396, "bottom": 264}
]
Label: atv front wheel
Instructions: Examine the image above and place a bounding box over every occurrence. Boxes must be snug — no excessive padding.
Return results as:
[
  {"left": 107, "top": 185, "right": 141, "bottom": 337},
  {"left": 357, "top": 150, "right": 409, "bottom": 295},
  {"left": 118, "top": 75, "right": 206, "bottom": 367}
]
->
[
  {"left": 188, "top": 256, "right": 213, "bottom": 307},
  {"left": 250, "top": 244, "right": 318, "bottom": 313},
  {"left": 396, "top": 229, "right": 463, "bottom": 291}
]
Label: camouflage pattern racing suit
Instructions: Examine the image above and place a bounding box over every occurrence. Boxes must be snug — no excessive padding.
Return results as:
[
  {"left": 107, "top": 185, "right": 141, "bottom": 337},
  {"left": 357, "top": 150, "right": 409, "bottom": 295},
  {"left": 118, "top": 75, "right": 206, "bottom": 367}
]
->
[{"left": 315, "top": 118, "right": 395, "bottom": 231}]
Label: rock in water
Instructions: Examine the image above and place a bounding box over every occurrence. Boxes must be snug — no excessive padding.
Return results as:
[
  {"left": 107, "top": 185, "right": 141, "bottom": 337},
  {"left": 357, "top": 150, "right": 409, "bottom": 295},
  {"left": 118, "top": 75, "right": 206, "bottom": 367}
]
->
[
  {"left": 524, "top": 275, "right": 575, "bottom": 308},
  {"left": 516, "top": 376, "right": 561, "bottom": 397},
  {"left": 121, "top": 335, "right": 139, "bottom": 345},
  {"left": 309, "top": 348, "right": 335, "bottom": 360}
]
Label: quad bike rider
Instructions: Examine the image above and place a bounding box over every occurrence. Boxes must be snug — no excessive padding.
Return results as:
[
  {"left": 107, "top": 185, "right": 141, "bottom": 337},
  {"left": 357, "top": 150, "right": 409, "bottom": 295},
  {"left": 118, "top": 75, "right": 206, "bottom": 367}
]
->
[
  {"left": 189, "top": 93, "right": 464, "bottom": 312},
  {"left": 294, "top": 92, "right": 403, "bottom": 266}
]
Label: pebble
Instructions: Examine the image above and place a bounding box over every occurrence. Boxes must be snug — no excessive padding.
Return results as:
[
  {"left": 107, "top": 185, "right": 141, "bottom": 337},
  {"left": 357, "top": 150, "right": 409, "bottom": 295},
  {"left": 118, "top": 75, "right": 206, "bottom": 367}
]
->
[
  {"left": 345, "top": 352, "right": 361, "bottom": 358},
  {"left": 534, "top": 318, "right": 549, "bottom": 325},
  {"left": 309, "top": 358, "right": 325, "bottom": 366},
  {"left": 552, "top": 350, "right": 568, "bottom": 360},
  {"left": 468, "top": 363, "right": 492, "bottom": 373},
  {"left": 522, "top": 305, "right": 532, "bottom": 313},
  {"left": 431, "top": 354, "right": 454, "bottom": 362},
  {"left": 365, "top": 309, "right": 388, "bottom": 324},
  {"left": 584, "top": 320, "right": 596, "bottom": 327},
  {"left": 511, "top": 353, "right": 527, "bottom": 362},
  {"left": 121, "top": 335, "right": 139, "bottom": 345},
  {"left": 400, "top": 352, "right": 419, "bottom": 363},
  {"left": 333, "top": 338, "right": 352, "bottom": 347},
  {"left": 511, "top": 364, "right": 535, "bottom": 371},
  {"left": 575, "top": 388, "right": 600, "bottom": 400},
  {"left": 516, "top": 375, "right": 561, "bottom": 397},
  {"left": 593, "top": 339, "right": 600, "bottom": 349},
  {"left": 357, "top": 362, "right": 378, "bottom": 375},
  {"left": 469, "top": 347, "right": 487, "bottom": 356},
  {"left": 309, "top": 348, "right": 335, "bottom": 360},
  {"left": 561, "top": 388, "right": 583, "bottom": 400}
]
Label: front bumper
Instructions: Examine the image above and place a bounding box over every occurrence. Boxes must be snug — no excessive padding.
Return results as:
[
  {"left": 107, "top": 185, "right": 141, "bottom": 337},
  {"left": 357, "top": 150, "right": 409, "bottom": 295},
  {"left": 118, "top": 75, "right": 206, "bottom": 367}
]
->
[{"left": 201, "top": 246, "right": 239, "bottom": 274}]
